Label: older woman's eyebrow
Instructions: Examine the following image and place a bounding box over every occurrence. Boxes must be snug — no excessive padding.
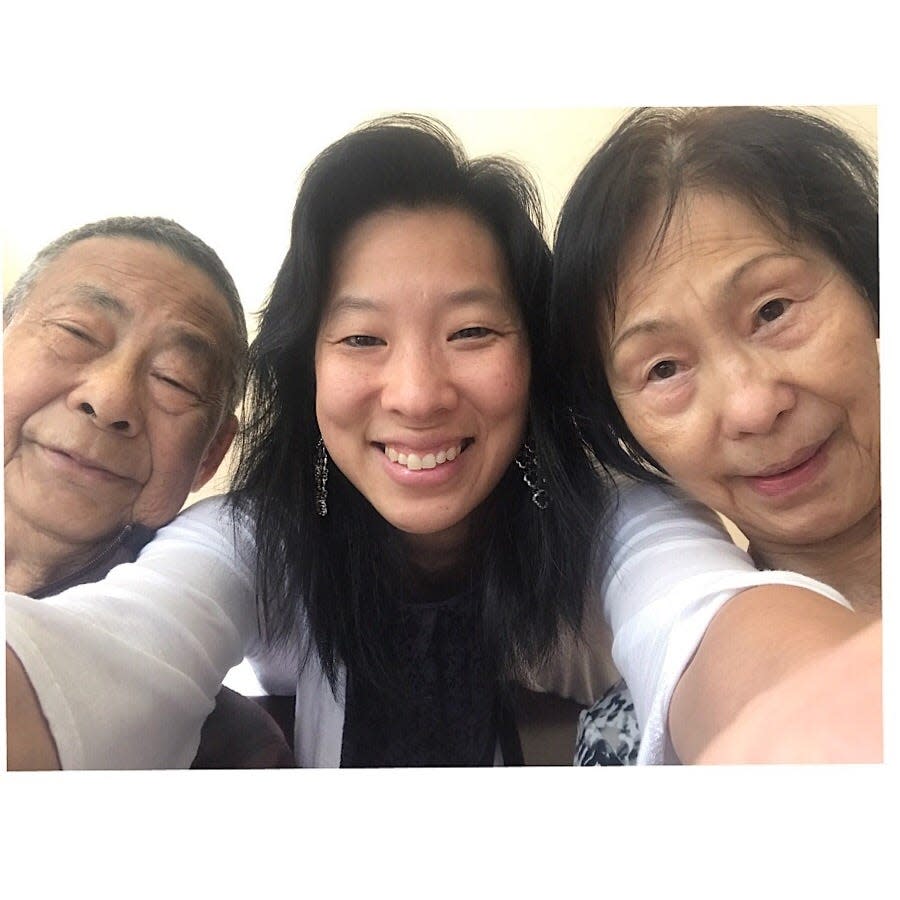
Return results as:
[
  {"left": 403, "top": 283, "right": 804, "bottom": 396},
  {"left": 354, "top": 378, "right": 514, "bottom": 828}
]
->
[
  {"left": 727, "top": 251, "right": 804, "bottom": 288},
  {"left": 610, "top": 318, "right": 677, "bottom": 356}
]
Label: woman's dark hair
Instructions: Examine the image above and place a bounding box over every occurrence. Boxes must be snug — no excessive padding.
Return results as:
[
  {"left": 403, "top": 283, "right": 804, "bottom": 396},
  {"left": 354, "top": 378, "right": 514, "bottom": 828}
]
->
[
  {"left": 550, "top": 105, "right": 879, "bottom": 481},
  {"left": 231, "top": 115, "right": 605, "bottom": 693}
]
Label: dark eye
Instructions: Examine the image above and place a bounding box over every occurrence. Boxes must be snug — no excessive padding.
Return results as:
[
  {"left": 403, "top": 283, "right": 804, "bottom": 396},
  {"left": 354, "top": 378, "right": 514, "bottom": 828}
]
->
[
  {"left": 450, "top": 326, "right": 494, "bottom": 340},
  {"left": 649, "top": 360, "right": 678, "bottom": 380},
  {"left": 757, "top": 299, "right": 789, "bottom": 324},
  {"left": 342, "top": 335, "right": 384, "bottom": 348}
]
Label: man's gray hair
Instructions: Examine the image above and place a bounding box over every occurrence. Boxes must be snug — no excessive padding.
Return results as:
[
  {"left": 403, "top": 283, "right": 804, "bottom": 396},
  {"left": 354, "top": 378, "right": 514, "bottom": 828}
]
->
[{"left": 3, "top": 216, "right": 249, "bottom": 411}]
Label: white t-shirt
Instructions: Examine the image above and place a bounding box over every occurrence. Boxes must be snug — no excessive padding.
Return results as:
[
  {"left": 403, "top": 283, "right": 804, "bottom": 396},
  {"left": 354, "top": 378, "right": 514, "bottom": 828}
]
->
[{"left": 5, "top": 481, "right": 849, "bottom": 768}]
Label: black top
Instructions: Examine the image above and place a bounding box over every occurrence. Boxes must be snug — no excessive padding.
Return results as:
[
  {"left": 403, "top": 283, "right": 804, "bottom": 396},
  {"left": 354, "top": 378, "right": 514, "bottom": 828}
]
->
[{"left": 340, "top": 587, "right": 522, "bottom": 767}]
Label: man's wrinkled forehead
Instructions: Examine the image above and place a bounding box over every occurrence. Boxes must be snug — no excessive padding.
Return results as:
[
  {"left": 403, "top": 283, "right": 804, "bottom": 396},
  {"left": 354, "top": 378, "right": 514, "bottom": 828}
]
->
[{"left": 38, "top": 236, "right": 235, "bottom": 347}]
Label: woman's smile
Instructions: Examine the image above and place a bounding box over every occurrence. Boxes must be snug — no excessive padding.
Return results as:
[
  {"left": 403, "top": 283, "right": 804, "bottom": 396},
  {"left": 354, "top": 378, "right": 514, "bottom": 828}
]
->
[{"left": 740, "top": 434, "right": 831, "bottom": 498}]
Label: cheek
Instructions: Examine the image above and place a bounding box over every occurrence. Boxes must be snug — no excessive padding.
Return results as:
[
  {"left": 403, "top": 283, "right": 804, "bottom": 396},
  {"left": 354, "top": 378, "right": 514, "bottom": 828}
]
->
[
  {"left": 616, "top": 390, "right": 713, "bottom": 483},
  {"left": 477, "top": 347, "right": 530, "bottom": 422},
  {"left": 314, "top": 356, "right": 369, "bottom": 430}
]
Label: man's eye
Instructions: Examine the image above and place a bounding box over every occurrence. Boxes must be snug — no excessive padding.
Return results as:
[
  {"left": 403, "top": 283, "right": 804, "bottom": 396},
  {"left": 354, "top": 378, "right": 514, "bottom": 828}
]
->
[
  {"left": 155, "top": 373, "right": 196, "bottom": 396},
  {"left": 341, "top": 335, "right": 384, "bottom": 348},
  {"left": 450, "top": 326, "right": 493, "bottom": 340},
  {"left": 648, "top": 359, "right": 678, "bottom": 380},
  {"left": 757, "top": 298, "right": 790, "bottom": 324},
  {"left": 55, "top": 322, "right": 93, "bottom": 342}
]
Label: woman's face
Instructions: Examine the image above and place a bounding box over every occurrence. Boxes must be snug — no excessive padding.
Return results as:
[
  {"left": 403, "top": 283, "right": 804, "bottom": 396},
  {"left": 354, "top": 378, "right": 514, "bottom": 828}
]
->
[
  {"left": 315, "top": 206, "right": 530, "bottom": 556},
  {"left": 604, "top": 190, "right": 880, "bottom": 554}
]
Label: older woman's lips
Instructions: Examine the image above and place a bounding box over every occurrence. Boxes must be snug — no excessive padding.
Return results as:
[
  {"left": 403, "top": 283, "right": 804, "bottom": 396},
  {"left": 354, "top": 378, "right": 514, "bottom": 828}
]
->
[{"left": 744, "top": 440, "right": 830, "bottom": 497}]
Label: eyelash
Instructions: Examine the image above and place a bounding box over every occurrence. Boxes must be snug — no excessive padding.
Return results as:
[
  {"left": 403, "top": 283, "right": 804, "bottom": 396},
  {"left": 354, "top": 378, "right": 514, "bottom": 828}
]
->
[
  {"left": 340, "top": 335, "right": 385, "bottom": 348},
  {"left": 339, "top": 327, "right": 496, "bottom": 347},
  {"left": 450, "top": 326, "right": 494, "bottom": 341},
  {"left": 56, "top": 322, "right": 94, "bottom": 342}
]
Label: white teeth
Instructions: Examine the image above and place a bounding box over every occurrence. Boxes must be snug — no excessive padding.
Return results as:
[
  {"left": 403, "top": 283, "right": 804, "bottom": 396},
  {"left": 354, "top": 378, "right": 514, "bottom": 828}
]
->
[{"left": 384, "top": 443, "right": 464, "bottom": 471}]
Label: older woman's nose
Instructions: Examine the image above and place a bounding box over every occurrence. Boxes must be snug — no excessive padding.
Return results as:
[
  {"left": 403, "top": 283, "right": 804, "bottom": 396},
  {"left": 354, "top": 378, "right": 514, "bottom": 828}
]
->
[
  {"left": 68, "top": 356, "right": 143, "bottom": 436},
  {"left": 380, "top": 345, "right": 458, "bottom": 420},
  {"left": 716, "top": 355, "right": 796, "bottom": 439}
]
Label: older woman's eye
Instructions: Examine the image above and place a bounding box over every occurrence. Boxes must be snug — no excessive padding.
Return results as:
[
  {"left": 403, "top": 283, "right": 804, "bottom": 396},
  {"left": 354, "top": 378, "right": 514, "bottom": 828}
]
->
[
  {"left": 648, "top": 360, "right": 678, "bottom": 380},
  {"left": 757, "top": 299, "right": 790, "bottom": 323}
]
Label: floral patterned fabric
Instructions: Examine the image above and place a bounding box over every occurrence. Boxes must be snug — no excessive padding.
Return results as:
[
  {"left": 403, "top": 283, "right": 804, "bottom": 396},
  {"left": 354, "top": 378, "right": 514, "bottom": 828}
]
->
[{"left": 575, "top": 679, "right": 641, "bottom": 766}]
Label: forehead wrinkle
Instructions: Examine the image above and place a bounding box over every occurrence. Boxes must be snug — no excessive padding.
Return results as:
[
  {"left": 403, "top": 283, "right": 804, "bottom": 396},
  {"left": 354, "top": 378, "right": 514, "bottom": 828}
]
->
[{"left": 68, "top": 283, "right": 132, "bottom": 319}]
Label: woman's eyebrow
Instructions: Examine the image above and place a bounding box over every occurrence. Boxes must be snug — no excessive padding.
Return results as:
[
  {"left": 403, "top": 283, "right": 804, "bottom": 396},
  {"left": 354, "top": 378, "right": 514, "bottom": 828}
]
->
[
  {"left": 610, "top": 317, "right": 677, "bottom": 357},
  {"left": 325, "top": 295, "right": 381, "bottom": 317},
  {"left": 728, "top": 251, "right": 802, "bottom": 288},
  {"left": 326, "top": 287, "right": 512, "bottom": 316}
]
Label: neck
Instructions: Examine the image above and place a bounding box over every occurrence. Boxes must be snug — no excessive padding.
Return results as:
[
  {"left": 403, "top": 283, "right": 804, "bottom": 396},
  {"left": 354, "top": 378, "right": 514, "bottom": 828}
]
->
[
  {"left": 403, "top": 522, "right": 470, "bottom": 579},
  {"left": 4, "top": 508, "right": 121, "bottom": 596},
  {"left": 749, "top": 504, "right": 882, "bottom": 617}
]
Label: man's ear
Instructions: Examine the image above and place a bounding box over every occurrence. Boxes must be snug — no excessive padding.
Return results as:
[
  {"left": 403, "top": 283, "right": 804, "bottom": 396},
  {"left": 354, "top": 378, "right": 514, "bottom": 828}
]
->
[{"left": 191, "top": 413, "right": 239, "bottom": 492}]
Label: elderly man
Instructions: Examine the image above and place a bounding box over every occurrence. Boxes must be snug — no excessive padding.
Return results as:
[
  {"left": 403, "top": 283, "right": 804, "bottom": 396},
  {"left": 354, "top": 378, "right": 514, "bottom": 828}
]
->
[{"left": 5, "top": 216, "right": 292, "bottom": 768}]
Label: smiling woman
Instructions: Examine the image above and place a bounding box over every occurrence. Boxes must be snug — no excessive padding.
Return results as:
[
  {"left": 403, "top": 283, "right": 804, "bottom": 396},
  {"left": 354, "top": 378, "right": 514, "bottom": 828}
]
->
[
  {"left": 552, "top": 106, "right": 882, "bottom": 764},
  {"left": 315, "top": 207, "right": 530, "bottom": 556},
  {"left": 553, "top": 105, "right": 880, "bottom": 613},
  {"left": 607, "top": 191, "right": 880, "bottom": 577}
]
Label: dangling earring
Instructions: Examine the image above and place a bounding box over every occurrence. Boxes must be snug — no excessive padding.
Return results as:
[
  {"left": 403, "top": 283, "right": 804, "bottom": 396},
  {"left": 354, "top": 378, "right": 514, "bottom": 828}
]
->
[
  {"left": 315, "top": 437, "right": 329, "bottom": 517},
  {"left": 515, "top": 442, "right": 549, "bottom": 510}
]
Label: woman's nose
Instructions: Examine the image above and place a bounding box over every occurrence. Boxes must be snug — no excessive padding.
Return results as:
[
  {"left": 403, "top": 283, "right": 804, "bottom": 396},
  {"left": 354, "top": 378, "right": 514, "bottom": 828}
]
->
[
  {"left": 68, "top": 356, "right": 143, "bottom": 436},
  {"left": 717, "top": 353, "right": 796, "bottom": 439},
  {"left": 380, "top": 345, "right": 458, "bottom": 420}
]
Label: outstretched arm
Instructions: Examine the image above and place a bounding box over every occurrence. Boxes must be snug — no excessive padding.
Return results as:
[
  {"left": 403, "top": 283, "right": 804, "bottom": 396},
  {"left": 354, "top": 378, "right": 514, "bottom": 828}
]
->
[
  {"left": 5, "top": 496, "right": 258, "bottom": 770},
  {"left": 6, "top": 645, "right": 61, "bottom": 770},
  {"left": 600, "top": 480, "right": 879, "bottom": 764},
  {"left": 672, "top": 590, "right": 881, "bottom": 763}
]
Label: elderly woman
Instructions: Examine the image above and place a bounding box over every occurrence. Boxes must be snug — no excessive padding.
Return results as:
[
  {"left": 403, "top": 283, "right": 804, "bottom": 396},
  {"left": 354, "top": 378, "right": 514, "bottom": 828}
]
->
[{"left": 552, "top": 106, "right": 880, "bottom": 764}]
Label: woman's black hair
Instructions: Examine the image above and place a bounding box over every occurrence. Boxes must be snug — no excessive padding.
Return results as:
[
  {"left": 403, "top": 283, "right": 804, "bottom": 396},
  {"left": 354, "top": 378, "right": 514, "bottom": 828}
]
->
[
  {"left": 230, "top": 114, "right": 606, "bottom": 693},
  {"left": 550, "top": 105, "right": 879, "bottom": 481}
]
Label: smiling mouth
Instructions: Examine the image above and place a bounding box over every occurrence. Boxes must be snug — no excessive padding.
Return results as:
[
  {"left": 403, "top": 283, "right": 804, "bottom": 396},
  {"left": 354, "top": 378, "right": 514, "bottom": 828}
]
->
[
  {"left": 40, "top": 445, "right": 129, "bottom": 481},
  {"left": 750, "top": 439, "right": 828, "bottom": 479},
  {"left": 379, "top": 439, "right": 474, "bottom": 471}
]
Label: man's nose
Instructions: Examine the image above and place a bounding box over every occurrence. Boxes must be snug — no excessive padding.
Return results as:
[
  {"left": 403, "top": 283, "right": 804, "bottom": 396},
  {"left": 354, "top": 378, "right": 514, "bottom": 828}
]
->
[
  {"left": 380, "top": 344, "right": 458, "bottom": 420},
  {"left": 715, "top": 350, "right": 796, "bottom": 439},
  {"left": 68, "top": 356, "right": 143, "bottom": 436}
]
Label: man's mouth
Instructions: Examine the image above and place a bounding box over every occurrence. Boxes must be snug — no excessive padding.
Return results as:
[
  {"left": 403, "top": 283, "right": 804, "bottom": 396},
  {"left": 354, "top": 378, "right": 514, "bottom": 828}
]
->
[
  {"left": 40, "top": 444, "right": 130, "bottom": 481},
  {"left": 380, "top": 438, "right": 474, "bottom": 471}
]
